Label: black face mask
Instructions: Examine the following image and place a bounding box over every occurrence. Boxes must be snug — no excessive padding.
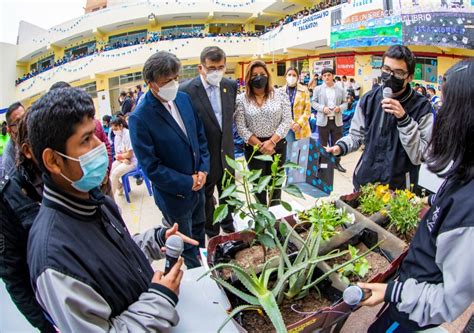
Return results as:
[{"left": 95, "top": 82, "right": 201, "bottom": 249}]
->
[
  {"left": 251, "top": 75, "right": 268, "bottom": 89},
  {"left": 381, "top": 72, "right": 406, "bottom": 94}
]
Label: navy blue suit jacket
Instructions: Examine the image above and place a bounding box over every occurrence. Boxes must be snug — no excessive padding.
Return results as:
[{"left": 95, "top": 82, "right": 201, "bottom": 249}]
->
[{"left": 129, "top": 91, "right": 210, "bottom": 217}]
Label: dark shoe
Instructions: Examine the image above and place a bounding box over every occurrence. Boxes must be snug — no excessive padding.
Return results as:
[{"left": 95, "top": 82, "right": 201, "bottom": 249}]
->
[
  {"left": 335, "top": 162, "right": 346, "bottom": 173},
  {"left": 136, "top": 177, "right": 143, "bottom": 185}
]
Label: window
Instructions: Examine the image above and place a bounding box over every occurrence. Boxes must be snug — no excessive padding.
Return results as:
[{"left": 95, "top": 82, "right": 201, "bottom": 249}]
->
[
  {"left": 78, "top": 82, "right": 97, "bottom": 99},
  {"left": 277, "top": 62, "right": 286, "bottom": 76},
  {"left": 65, "top": 41, "right": 96, "bottom": 59},
  {"left": 255, "top": 25, "right": 265, "bottom": 32},
  {"left": 208, "top": 23, "right": 242, "bottom": 34},
  {"left": 109, "top": 30, "right": 147, "bottom": 45},
  {"left": 119, "top": 72, "right": 143, "bottom": 85},
  {"left": 160, "top": 24, "right": 204, "bottom": 35},
  {"left": 180, "top": 65, "right": 199, "bottom": 82},
  {"left": 414, "top": 58, "right": 437, "bottom": 83}
]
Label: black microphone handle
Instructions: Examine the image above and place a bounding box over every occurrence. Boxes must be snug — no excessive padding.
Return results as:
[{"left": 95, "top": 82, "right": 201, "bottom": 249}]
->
[{"left": 164, "top": 256, "right": 179, "bottom": 275}]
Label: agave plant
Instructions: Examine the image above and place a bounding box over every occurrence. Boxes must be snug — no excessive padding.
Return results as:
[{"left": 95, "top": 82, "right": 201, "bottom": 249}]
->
[{"left": 200, "top": 217, "right": 380, "bottom": 333}]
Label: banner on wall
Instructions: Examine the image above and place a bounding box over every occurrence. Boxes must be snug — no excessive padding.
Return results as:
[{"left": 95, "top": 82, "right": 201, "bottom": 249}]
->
[
  {"left": 330, "top": 0, "right": 403, "bottom": 49},
  {"left": 341, "top": 0, "right": 385, "bottom": 24},
  {"left": 336, "top": 56, "right": 355, "bottom": 76},
  {"left": 313, "top": 59, "right": 334, "bottom": 75}
]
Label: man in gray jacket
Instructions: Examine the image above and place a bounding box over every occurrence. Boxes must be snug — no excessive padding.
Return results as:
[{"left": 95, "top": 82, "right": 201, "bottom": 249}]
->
[
  {"left": 312, "top": 68, "right": 347, "bottom": 172},
  {"left": 326, "top": 46, "right": 433, "bottom": 190}
]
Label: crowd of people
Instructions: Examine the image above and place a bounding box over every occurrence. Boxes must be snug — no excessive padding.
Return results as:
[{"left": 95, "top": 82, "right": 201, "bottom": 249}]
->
[
  {"left": 16, "top": 0, "right": 348, "bottom": 86},
  {"left": 1, "top": 45, "right": 472, "bottom": 332},
  {"left": 264, "top": 0, "right": 345, "bottom": 32}
]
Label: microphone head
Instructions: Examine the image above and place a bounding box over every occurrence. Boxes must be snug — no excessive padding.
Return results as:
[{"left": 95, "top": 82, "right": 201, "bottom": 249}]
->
[
  {"left": 343, "top": 285, "right": 364, "bottom": 306},
  {"left": 383, "top": 87, "right": 393, "bottom": 99},
  {"left": 165, "top": 235, "right": 184, "bottom": 259}
]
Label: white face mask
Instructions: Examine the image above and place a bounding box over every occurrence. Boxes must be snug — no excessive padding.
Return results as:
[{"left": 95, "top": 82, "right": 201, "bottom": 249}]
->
[
  {"left": 206, "top": 69, "right": 224, "bottom": 86},
  {"left": 156, "top": 80, "right": 179, "bottom": 102},
  {"left": 113, "top": 130, "right": 122, "bottom": 136},
  {"left": 286, "top": 76, "right": 297, "bottom": 87}
]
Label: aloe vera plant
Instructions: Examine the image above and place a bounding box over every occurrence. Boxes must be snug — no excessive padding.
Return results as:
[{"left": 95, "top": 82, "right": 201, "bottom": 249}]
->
[{"left": 200, "top": 218, "right": 380, "bottom": 332}]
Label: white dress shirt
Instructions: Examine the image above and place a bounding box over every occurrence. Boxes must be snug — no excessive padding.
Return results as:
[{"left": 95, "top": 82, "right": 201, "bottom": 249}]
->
[
  {"left": 162, "top": 101, "right": 188, "bottom": 137},
  {"left": 325, "top": 85, "right": 337, "bottom": 117}
]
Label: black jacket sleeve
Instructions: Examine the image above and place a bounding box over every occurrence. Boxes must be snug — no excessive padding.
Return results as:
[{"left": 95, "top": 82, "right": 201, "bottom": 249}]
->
[{"left": 0, "top": 199, "right": 56, "bottom": 333}]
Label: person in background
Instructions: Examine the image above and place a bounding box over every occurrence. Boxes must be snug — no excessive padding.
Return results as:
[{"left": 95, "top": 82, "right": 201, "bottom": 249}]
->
[
  {"left": 102, "top": 115, "right": 112, "bottom": 137},
  {"left": 127, "top": 91, "right": 136, "bottom": 112},
  {"left": 27, "top": 87, "right": 195, "bottom": 332},
  {"left": 129, "top": 51, "right": 209, "bottom": 268},
  {"left": 135, "top": 84, "right": 144, "bottom": 104},
  {"left": 0, "top": 112, "right": 56, "bottom": 333},
  {"left": 179, "top": 46, "right": 237, "bottom": 239},
  {"left": 119, "top": 91, "right": 133, "bottom": 115},
  {"left": 334, "top": 76, "right": 343, "bottom": 89},
  {"left": 359, "top": 59, "right": 474, "bottom": 332},
  {"left": 2, "top": 102, "right": 26, "bottom": 176},
  {"left": 415, "top": 85, "right": 427, "bottom": 97},
  {"left": 0, "top": 121, "right": 9, "bottom": 176},
  {"left": 312, "top": 68, "right": 347, "bottom": 173},
  {"left": 109, "top": 116, "right": 137, "bottom": 199},
  {"left": 427, "top": 87, "right": 442, "bottom": 114},
  {"left": 350, "top": 78, "right": 361, "bottom": 100},
  {"left": 282, "top": 67, "right": 311, "bottom": 159},
  {"left": 342, "top": 91, "right": 357, "bottom": 137},
  {"left": 342, "top": 75, "right": 352, "bottom": 93},
  {"left": 372, "top": 78, "right": 380, "bottom": 90},
  {"left": 326, "top": 45, "right": 433, "bottom": 190},
  {"left": 308, "top": 73, "right": 318, "bottom": 91},
  {"left": 235, "top": 60, "right": 291, "bottom": 206}
]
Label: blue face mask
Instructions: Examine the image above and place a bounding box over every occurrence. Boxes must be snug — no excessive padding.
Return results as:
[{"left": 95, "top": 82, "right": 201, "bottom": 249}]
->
[{"left": 56, "top": 143, "right": 109, "bottom": 193}]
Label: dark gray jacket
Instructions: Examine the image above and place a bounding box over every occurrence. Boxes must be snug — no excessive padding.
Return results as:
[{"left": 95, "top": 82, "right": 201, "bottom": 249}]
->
[
  {"left": 179, "top": 76, "right": 237, "bottom": 184},
  {"left": 385, "top": 177, "right": 474, "bottom": 330},
  {"left": 336, "top": 85, "right": 433, "bottom": 190},
  {"left": 28, "top": 177, "right": 179, "bottom": 332}
]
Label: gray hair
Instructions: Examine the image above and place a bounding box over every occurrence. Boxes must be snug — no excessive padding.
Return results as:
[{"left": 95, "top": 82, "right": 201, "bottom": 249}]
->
[
  {"left": 143, "top": 51, "right": 181, "bottom": 83},
  {"left": 200, "top": 46, "right": 226, "bottom": 65}
]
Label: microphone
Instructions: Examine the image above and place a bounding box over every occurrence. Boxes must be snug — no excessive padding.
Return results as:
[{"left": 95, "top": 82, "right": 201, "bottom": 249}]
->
[
  {"left": 343, "top": 285, "right": 372, "bottom": 306},
  {"left": 379, "top": 87, "right": 393, "bottom": 134},
  {"left": 164, "top": 235, "right": 184, "bottom": 275}
]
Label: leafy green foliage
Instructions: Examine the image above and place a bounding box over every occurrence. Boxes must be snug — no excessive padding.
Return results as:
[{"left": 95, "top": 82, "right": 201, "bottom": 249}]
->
[
  {"left": 336, "top": 245, "right": 371, "bottom": 284},
  {"left": 298, "top": 201, "right": 355, "bottom": 240},
  {"left": 359, "top": 183, "right": 391, "bottom": 216},
  {"left": 388, "top": 189, "right": 423, "bottom": 235}
]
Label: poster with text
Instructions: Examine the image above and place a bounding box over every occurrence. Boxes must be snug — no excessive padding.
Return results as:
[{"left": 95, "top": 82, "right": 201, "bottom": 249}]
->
[{"left": 336, "top": 56, "right": 355, "bottom": 76}]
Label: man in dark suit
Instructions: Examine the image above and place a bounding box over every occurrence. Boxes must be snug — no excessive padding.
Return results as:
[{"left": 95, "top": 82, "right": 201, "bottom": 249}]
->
[
  {"left": 179, "top": 46, "right": 237, "bottom": 239},
  {"left": 129, "top": 51, "right": 210, "bottom": 268}
]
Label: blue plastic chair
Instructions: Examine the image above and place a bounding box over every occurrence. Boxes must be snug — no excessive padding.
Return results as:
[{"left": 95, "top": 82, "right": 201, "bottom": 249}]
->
[{"left": 121, "top": 166, "right": 152, "bottom": 203}]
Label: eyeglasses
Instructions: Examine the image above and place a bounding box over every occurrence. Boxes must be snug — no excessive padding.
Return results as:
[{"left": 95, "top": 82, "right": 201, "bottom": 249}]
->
[{"left": 381, "top": 65, "right": 409, "bottom": 80}]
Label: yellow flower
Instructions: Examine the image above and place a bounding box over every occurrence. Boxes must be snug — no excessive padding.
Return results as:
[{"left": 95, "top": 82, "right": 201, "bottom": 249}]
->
[
  {"left": 375, "top": 184, "right": 389, "bottom": 198},
  {"left": 382, "top": 192, "right": 391, "bottom": 204},
  {"left": 406, "top": 190, "right": 415, "bottom": 200}
]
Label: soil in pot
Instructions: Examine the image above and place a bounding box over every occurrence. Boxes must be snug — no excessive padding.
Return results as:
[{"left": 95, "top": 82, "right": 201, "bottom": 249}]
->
[
  {"left": 327, "top": 243, "right": 390, "bottom": 283},
  {"left": 386, "top": 225, "right": 416, "bottom": 244},
  {"left": 221, "top": 245, "right": 281, "bottom": 280},
  {"left": 240, "top": 289, "right": 333, "bottom": 333},
  {"left": 227, "top": 267, "right": 343, "bottom": 333}
]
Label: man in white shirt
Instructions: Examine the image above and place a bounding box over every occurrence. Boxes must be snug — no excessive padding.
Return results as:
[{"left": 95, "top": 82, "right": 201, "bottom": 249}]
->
[
  {"left": 350, "top": 78, "right": 361, "bottom": 100},
  {"left": 311, "top": 68, "right": 348, "bottom": 172}
]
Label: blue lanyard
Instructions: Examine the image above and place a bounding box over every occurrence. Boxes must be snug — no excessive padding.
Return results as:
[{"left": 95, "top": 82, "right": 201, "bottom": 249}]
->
[{"left": 286, "top": 86, "right": 297, "bottom": 107}]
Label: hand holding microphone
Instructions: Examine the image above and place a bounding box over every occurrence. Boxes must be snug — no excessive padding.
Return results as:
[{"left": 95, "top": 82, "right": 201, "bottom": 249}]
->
[
  {"left": 381, "top": 87, "right": 406, "bottom": 119},
  {"left": 152, "top": 235, "right": 185, "bottom": 296},
  {"left": 343, "top": 283, "right": 387, "bottom": 307}
]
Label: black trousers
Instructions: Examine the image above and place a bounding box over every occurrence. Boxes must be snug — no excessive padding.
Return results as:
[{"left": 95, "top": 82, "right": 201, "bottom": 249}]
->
[
  {"left": 244, "top": 138, "right": 287, "bottom": 206},
  {"left": 318, "top": 118, "right": 343, "bottom": 164},
  {"left": 318, "top": 118, "right": 343, "bottom": 147},
  {"left": 204, "top": 170, "right": 235, "bottom": 238}
]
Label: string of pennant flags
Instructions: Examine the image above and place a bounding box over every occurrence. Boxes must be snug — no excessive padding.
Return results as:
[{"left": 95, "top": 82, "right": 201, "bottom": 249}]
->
[
  {"left": 213, "top": 0, "right": 256, "bottom": 8},
  {"left": 21, "top": 37, "right": 258, "bottom": 92}
]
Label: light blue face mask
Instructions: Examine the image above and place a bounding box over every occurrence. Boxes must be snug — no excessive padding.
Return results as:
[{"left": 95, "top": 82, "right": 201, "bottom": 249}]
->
[{"left": 56, "top": 143, "right": 109, "bottom": 193}]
